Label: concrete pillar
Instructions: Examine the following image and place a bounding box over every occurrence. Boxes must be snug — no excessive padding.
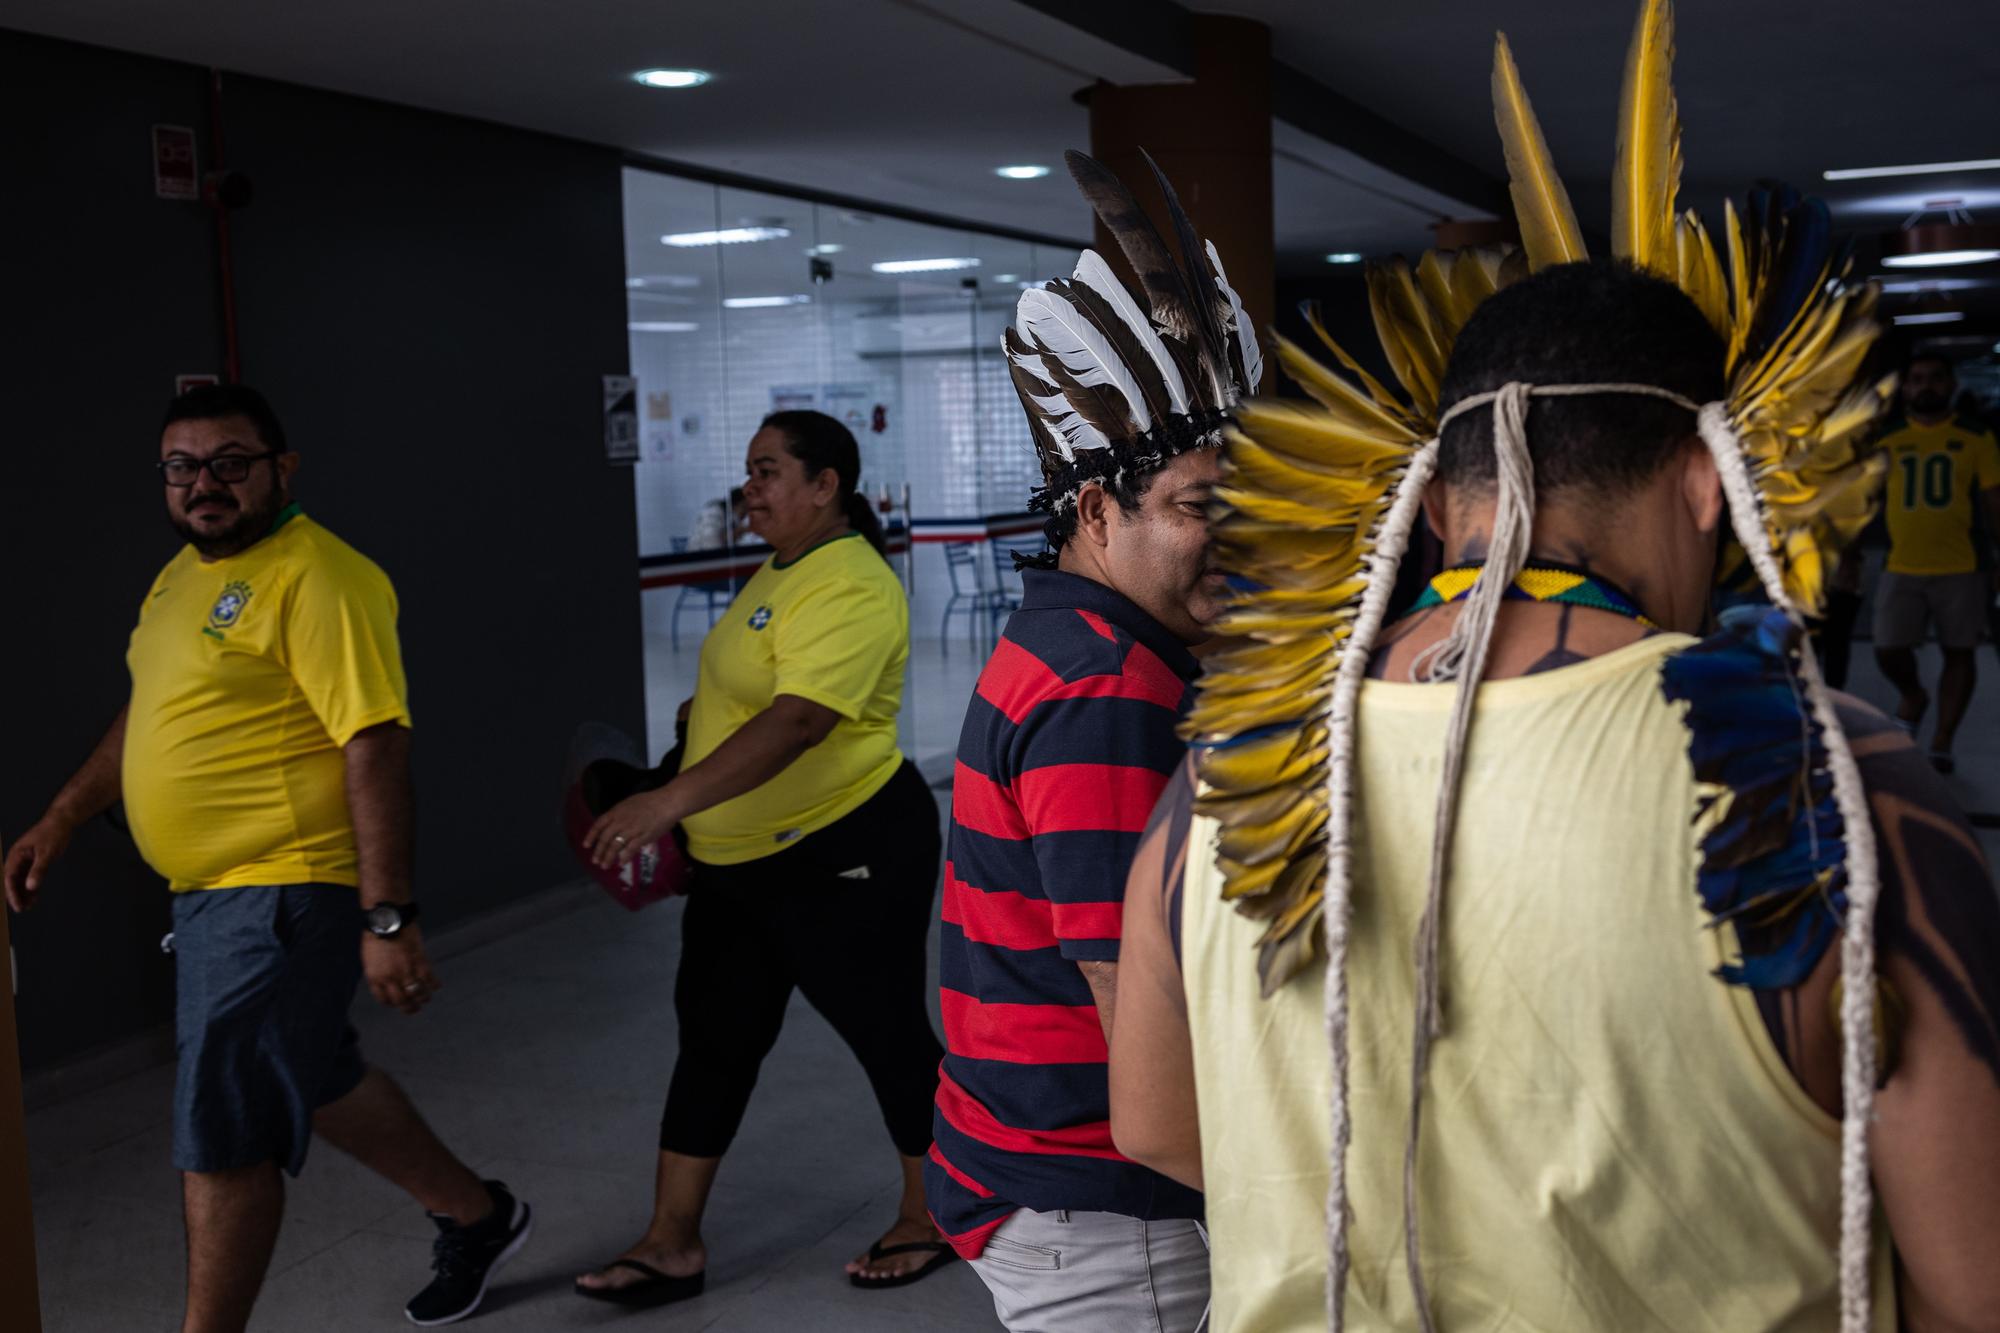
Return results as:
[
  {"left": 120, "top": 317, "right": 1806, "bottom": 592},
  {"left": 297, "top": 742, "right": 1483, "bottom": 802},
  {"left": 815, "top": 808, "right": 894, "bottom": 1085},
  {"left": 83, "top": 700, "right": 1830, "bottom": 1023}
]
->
[
  {"left": 0, "top": 912, "right": 41, "bottom": 1332},
  {"left": 1087, "top": 14, "right": 1274, "bottom": 346}
]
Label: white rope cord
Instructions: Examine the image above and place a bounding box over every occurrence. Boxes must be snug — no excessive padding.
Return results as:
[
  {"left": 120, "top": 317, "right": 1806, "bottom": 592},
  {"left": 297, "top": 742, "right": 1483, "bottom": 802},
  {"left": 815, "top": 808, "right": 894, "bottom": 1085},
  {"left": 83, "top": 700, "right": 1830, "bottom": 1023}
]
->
[
  {"left": 1433, "top": 381, "right": 1701, "bottom": 434},
  {"left": 1322, "top": 439, "right": 1440, "bottom": 1332},
  {"left": 1696, "top": 402, "right": 1880, "bottom": 1333},
  {"left": 1400, "top": 384, "right": 1537, "bottom": 1333}
]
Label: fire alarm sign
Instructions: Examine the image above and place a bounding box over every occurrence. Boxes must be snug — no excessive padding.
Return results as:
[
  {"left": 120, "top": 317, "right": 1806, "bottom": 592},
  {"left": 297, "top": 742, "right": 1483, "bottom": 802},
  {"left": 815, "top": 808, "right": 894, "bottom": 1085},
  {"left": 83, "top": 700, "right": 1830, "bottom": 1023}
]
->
[{"left": 154, "top": 125, "right": 199, "bottom": 201}]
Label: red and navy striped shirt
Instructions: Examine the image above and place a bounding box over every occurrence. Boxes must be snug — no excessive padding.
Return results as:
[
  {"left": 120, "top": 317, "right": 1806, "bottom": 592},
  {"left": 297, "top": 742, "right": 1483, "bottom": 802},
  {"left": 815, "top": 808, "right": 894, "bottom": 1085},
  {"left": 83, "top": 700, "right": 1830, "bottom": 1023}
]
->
[{"left": 926, "top": 568, "right": 1205, "bottom": 1257}]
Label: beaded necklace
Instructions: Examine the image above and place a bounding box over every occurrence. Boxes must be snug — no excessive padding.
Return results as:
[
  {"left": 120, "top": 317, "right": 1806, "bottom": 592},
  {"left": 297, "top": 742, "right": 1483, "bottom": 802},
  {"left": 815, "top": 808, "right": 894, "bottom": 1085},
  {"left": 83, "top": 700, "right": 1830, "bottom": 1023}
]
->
[{"left": 1408, "top": 561, "right": 1658, "bottom": 630}]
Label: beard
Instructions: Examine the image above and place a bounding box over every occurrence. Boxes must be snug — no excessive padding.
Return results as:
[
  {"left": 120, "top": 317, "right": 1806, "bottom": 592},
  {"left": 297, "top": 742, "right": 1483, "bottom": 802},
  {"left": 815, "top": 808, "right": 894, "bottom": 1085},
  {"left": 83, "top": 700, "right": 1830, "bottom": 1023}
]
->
[
  {"left": 171, "top": 489, "right": 284, "bottom": 559},
  {"left": 1908, "top": 390, "right": 1951, "bottom": 417}
]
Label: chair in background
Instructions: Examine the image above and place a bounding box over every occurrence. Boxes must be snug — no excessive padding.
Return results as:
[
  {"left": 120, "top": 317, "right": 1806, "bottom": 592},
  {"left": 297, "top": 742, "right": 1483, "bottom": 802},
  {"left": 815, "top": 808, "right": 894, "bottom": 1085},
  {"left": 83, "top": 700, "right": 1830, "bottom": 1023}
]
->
[
  {"left": 939, "top": 542, "right": 996, "bottom": 657},
  {"left": 987, "top": 535, "right": 1044, "bottom": 638}
]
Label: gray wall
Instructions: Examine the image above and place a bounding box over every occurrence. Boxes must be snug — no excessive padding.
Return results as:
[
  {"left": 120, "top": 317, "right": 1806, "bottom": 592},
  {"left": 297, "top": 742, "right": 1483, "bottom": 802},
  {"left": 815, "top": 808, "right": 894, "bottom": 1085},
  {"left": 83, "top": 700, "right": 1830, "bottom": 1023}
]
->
[{"left": 1, "top": 32, "right": 644, "bottom": 1071}]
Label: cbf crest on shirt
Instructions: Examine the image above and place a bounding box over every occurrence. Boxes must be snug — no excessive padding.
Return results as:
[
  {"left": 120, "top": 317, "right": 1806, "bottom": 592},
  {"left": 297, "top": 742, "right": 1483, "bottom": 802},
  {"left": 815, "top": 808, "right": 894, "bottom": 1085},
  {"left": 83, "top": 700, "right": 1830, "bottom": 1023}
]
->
[{"left": 206, "top": 580, "right": 252, "bottom": 635}]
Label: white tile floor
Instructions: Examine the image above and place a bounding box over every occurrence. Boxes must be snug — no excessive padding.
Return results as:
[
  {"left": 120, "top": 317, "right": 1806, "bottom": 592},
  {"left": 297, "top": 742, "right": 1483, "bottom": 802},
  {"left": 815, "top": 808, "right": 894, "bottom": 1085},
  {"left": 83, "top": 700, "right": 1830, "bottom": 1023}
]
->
[{"left": 25, "top": 594, "right": 2000, "bottom": 1332}]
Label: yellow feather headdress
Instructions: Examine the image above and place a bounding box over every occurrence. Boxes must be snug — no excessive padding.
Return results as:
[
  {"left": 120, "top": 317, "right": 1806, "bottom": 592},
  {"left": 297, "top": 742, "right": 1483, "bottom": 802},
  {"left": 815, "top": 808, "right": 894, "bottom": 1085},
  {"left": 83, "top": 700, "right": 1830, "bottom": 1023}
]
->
[
  {"left": 1191, "top": 3, "right": 1892, "bottom": 1328},
  {"left": 1193, "top": 0, "right": 1890, "bottom": 997}
]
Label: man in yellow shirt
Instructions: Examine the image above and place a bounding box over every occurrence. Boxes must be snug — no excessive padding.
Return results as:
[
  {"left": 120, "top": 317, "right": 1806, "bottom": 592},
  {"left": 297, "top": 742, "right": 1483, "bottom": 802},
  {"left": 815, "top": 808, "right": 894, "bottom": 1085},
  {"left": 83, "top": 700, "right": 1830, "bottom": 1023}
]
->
[
  {"left": 3, "top": 386, "right": 529, "bottom": 1330},
  {"left": 1873, "top": 351, "right": 2000, "bottom": 773}
]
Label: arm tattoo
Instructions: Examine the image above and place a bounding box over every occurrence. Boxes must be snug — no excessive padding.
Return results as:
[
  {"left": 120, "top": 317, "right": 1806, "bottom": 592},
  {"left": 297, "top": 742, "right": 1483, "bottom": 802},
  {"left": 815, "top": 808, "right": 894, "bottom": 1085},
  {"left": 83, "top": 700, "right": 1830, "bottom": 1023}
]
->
[
  {"left": 1139, "top": 755, "right": 1198, "bottom": 969},
  {"left": 1838, "top": 700, "right": 2000, "bottom": 1085}
]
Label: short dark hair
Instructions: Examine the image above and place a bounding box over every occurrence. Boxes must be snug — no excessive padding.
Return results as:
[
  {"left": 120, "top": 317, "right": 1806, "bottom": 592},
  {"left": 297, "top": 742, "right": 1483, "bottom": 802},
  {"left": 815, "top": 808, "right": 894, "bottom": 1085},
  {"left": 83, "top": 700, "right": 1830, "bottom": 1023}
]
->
[
  {"left": 1025, "top": 469, "right": 1157, "bottom": 569},
  {"left": 1905, "top": 349, "right": 1955, "bottom": 379},
  {"left": 1436, "top": 259, "right": 1725, "bottom": 498},
  {"left": 161, "top": 383, "right": 289, "bottom": 454}
]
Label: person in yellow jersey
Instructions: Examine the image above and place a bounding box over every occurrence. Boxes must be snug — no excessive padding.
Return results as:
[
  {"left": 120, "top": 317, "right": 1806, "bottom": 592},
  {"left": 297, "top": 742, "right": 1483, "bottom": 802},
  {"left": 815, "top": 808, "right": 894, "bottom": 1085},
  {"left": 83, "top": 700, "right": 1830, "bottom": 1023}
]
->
[
  {"left": 3, "top": 385, "right": 531, "bottom": 1330},
  {"left": 575, "top": 410, "right": 951, "bottom": 1305},
  {"left": 1871, "top": 351, "right": 2000, "bottom": 774}
]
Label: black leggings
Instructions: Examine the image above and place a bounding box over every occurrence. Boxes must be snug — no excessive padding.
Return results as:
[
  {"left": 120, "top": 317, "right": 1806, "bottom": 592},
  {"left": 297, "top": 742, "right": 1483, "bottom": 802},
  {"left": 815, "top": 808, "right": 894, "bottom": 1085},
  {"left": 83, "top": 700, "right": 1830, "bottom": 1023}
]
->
[{"left": 659, "top": 760, "right": 944, "bottom": 1158}]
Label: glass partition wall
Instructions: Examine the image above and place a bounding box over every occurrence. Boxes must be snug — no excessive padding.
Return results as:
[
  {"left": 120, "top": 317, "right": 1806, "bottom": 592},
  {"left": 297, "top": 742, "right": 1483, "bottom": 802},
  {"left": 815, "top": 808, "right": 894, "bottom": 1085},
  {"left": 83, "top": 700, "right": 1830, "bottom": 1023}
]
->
[{"left": 623, "top": 165, "right": 1081, "bottom": 753}]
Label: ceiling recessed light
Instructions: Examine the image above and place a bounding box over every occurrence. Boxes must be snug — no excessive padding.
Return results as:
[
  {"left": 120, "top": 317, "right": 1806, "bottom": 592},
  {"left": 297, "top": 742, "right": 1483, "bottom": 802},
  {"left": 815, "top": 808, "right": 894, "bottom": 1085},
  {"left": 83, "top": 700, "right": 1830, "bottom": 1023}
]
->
[
  {"left": 633, "top": 68, "right": 711, "bottom": 89},
  {"left": 872, "top": 258, "right": 981, "bottom": 274},
  {"left": 1325, "top": 252, "right": 1364, "bottom": 265},
  {"left": 1876, "top": 277, "right": 1983, "bottom": 294},
  {"left": 996, "top": 165, "right": 1051, "bottom": 180},
  {"left": 723, "top": 295, "right": 811, "bottom": 309},
  {"left": 661, "top": 226, "right": 791, "bottom": 247},
  {"left": 1891, "top": 311, "right": 1967, "bottom": 325},
  {"left": 628, "top": 321, "right": 701, "bottom": 333},
  {"left": 1882, "top": 248, "right": 2000, "bottom": 269},
  {"left": 1823, "top": 158, "right": 2000, "bottom": 182}
]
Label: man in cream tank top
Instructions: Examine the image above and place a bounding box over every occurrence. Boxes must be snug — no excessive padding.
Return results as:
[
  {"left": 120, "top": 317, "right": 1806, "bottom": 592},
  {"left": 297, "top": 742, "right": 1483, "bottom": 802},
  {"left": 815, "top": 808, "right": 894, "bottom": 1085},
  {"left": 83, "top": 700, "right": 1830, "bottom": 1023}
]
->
[{"left": 1103, "top": 82, "right": 2000, "bottom": 1333}]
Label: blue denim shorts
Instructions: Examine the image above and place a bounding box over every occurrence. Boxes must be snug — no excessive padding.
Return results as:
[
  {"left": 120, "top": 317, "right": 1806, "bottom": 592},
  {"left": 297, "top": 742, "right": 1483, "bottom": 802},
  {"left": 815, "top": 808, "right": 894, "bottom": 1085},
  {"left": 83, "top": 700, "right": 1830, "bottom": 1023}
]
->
[{"left": 171, "top": 885, "right": 367, "bottom": 1175}]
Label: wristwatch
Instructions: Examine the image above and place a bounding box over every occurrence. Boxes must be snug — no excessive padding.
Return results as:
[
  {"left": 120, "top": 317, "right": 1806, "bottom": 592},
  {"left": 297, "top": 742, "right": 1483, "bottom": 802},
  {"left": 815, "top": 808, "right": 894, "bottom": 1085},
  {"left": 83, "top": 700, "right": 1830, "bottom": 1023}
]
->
[{"left": 364, "top": 902, "right": 422, "bottom": 939}]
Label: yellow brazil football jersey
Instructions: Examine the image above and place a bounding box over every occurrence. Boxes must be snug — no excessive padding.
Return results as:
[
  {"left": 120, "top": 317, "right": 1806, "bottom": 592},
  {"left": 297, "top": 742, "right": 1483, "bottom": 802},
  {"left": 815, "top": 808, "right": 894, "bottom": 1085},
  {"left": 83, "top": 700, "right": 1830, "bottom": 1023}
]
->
[
  {"left": 1880, "top": 415, "right": 2000, "bottom": 575},
  {"left": 123, "top": 506, "right": 412, "bottom": 891},
  {"left": 681, "top": 531, "right": 908, "bottom": 865}
]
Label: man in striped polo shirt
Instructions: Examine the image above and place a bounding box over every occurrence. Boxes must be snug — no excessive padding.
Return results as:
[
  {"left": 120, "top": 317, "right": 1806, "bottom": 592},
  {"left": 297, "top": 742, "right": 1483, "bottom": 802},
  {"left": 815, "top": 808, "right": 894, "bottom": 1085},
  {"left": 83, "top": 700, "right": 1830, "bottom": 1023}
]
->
[{"left": 926, "top": 151, "right": 1261, "bottom": 1332}]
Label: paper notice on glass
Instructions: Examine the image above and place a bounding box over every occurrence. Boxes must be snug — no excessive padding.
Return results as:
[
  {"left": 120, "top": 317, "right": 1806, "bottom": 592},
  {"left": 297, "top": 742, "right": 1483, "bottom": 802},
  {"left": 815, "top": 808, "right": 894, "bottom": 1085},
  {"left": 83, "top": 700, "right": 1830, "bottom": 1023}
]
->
[{"left": 603, "top": 375, "right": 639, "bottom": 464}]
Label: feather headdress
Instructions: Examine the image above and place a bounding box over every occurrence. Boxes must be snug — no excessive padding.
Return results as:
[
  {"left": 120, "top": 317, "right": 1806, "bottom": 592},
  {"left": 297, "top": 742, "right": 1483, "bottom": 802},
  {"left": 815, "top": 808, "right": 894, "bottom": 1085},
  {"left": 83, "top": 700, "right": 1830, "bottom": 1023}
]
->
[
  {"left": 1188, "top": 2, "right": 1892, "bottom": 1329},
  {"left": 1007, "top": 150, "right": 1264, "bottom": 526}
]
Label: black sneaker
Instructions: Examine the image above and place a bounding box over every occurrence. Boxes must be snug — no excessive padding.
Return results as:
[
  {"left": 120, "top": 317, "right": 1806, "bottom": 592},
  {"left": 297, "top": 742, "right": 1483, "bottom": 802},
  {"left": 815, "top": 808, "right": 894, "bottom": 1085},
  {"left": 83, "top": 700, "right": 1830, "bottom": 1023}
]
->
[{"left": 405, "top": 1180, "right": 534, "bottom": 1326}]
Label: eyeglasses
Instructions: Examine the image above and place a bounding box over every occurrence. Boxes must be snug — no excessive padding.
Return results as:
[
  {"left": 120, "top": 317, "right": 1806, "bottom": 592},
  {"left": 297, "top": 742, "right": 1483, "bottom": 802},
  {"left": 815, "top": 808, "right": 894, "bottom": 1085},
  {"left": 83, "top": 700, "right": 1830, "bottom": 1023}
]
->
[{"left": 158, "top": 452, "right": 282, "bottom": 487}]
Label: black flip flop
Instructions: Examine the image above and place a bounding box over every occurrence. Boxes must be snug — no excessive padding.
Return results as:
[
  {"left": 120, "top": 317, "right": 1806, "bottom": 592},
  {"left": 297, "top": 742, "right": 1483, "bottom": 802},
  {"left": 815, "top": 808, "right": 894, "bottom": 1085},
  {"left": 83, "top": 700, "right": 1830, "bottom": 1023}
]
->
[
  {"left": 849, "top": 1240, "right": 959, "bottom": 1289},
  {"left": 573, "top": 1258, "right": 705, "bottom": 1307}
]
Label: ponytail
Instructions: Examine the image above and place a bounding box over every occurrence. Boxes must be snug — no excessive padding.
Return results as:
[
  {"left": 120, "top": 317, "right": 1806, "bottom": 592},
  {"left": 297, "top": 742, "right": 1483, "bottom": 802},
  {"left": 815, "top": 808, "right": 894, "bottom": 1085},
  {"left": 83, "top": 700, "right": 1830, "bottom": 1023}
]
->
[
  {"left": 761, "top": 409, "right": 888, "bottom": 558},
  {"left": 844, "top": 492, "right": 887, "bottom": 556}
]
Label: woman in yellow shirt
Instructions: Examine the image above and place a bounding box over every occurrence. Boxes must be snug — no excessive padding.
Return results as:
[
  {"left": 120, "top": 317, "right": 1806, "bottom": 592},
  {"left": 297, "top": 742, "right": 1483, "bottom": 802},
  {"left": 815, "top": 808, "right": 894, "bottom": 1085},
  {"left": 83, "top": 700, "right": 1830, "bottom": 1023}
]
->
[{"left": 575, "top": 412, "right": 952, "bottom": 1303}]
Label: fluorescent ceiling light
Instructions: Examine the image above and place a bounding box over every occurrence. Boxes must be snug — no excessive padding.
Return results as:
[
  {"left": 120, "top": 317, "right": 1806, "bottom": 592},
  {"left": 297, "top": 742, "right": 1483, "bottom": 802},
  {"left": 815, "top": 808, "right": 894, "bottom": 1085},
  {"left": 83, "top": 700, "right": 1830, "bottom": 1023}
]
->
[
  {"left": 723, "top": 295, "right": 811, "bottom": 308},
  {"left": 1876, "top": 277, "right": 1983, "bottom": 294},
  {"left": 1824, "top": 158, "right": 2000, "bottom": 181},
  {"left": 1882, "top": 248, "right": 2000, "bottom": 269},
  {"left": 628, "top": 321, "right": 700, "bottom": 332},
  {"left": 872, "top": 257, "right": 981, "bottom": 273},
  {"left": 993, "top": 273, "right": 1019, "bottom": 283},
  {"left": 810, "top": 243, "right": 844, "bottom": 255},
  {"left": 1891, "top": 311, "right": 1967, "bottom": 325},
  {"left": 633, "top": 69, "right": 711, "bottom": 89},
  {"left": 996, "top": 165, "right": 1050, "bottom": 180},
  {"left": 661, "top": 226, "right": 791, "bottom": 247},
  {"left": 1325, "top": 252, "right": 1364, "bottom": 264},
  {"left": 628, "top": 273, "right": 702, "bottom": 288}
]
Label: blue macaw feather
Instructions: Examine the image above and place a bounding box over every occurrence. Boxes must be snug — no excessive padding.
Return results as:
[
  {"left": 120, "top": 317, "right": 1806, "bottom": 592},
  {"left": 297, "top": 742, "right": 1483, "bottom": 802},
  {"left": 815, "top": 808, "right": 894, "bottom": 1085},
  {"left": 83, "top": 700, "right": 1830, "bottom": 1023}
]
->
[
  {"left": 1661, "top": 605, "right": 1848, "bottom": 992},
  {"left": 1740, "top": 188, "right": 1833, "bottom": 371},
  {"left": 1718, "top": 906, "right": 1838, "bottom": 990}
]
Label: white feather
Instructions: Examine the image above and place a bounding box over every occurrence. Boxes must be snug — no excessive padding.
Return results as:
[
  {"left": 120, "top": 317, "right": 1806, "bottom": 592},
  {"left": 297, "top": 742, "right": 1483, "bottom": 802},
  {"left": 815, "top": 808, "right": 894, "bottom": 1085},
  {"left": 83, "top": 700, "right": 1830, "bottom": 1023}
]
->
[
  {"left": 1022, "top": 389, "right": 1098, "bottom": 461},
  {"left": 1206, "top": 239, "right": 1264, "bottom": 395},
  {"left": 1013, "top": 287, "right": 1155, "bottom": 437},
  {"left": 1005, "top": 327, "right": 1108, "bottom": 461},
  {"left": 1070, "top": 250, "right": 1191, "bottom": 415}
]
